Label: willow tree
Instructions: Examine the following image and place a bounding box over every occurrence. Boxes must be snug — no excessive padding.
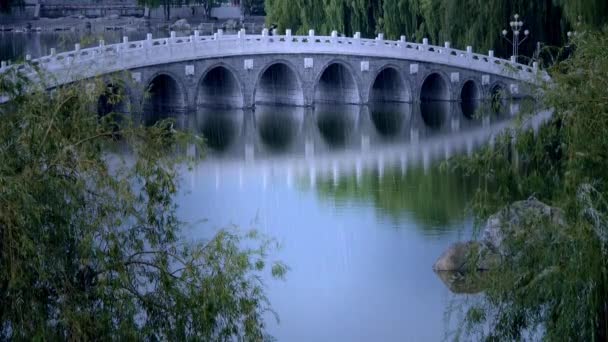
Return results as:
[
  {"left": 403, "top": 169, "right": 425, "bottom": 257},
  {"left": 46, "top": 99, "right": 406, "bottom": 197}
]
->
[
  {"left": 0, "top": 70, "right": 286, "bottom": 339},
  {"left": 450, "top": 28, "right": 608, "bottom": 340},
  {"left": 265, "top": 0, "right": 606, "bottom": 57}
]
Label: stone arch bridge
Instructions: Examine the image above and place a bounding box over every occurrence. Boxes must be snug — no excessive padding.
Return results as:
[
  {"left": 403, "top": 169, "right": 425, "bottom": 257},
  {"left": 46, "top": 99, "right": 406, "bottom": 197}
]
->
[{"left": 0, "top": 29, "right": 548, "bottom": 111}]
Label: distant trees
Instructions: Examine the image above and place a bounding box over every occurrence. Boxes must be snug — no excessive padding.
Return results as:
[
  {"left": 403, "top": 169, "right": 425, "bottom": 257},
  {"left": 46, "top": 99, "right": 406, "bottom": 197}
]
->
[
  {"left": 265, "top": 0, "right": 608, "bottom": 58},
  {"left": 137, "top": 0, "right": 219, "bottom": 21}
]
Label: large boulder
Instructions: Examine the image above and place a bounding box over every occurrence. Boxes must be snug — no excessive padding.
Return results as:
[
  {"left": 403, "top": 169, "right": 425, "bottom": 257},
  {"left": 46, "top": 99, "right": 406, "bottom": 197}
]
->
[
  {"left": 482, "top": 197, "right": 565, "bottom": 254},
  {"left": 433, "top": 197, "right": 565, "bottom": 272},
  {"left": 433, "top": 241, "right": 480, "bottom": 272}
]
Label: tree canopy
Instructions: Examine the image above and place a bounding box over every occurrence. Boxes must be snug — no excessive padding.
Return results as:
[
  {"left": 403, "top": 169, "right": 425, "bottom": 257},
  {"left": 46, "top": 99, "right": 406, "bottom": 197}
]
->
[{"left": 265, "top": 0, "right": 608, "bottom": 58}]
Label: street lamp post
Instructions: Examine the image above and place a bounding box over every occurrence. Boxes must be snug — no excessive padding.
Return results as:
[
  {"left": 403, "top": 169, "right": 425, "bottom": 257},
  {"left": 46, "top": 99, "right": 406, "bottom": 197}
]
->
[{"left": 502, "top": 14, "right": 530, "bottom": 63}]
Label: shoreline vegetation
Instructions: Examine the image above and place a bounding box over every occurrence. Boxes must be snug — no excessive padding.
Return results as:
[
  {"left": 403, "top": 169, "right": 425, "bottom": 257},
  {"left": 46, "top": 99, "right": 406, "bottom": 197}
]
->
[
  {"left": 0, "top": 70, "right": 286, "bottom": 339},
  {"left": 438, "top": 28, "right": 608, "bottom": 340}
]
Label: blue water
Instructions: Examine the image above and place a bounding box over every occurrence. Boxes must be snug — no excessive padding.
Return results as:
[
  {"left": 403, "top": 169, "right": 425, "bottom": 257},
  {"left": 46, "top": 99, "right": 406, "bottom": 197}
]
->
[{"left": 170, "top": 102, "right": 514, "bottom": 341}]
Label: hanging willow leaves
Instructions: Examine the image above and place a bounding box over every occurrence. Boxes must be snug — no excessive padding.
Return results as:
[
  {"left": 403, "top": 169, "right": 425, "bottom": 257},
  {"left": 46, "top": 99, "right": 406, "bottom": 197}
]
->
[{"left": 0, "top": 70, "right": 287, "bottom": 340}]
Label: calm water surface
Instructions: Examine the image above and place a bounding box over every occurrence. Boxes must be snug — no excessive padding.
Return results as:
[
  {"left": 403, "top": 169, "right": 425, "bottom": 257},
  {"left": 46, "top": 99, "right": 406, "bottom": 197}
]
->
[{"left": 171, "top": 102, "right": 520, "bottom": 341}]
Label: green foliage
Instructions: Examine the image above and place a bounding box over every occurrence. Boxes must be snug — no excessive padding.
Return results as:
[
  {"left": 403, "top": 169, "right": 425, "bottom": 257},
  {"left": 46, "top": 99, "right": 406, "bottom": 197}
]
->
[
  {"left": 264, "top": 0, "right": 608, "bottom": 56},
  {"left": 0, "top": 72, "right": 286, "bottom": 340},
  {"left": 447, "top": 29, "right": 608, "bottom": 340}
]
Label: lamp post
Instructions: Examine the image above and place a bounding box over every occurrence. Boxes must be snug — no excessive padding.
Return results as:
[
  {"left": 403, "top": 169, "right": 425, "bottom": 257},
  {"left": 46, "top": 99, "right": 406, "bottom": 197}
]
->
[{"left": 502, "top": 14, "right": 529, "bottom": 63}]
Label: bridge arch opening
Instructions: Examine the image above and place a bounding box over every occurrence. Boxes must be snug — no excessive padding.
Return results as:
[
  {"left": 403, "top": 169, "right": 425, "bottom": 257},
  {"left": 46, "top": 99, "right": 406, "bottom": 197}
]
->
[
  {"left": 198, "top": 66, "right": 243, "bottom": 108},
  {"left": 370, "top": 67, "right": 410, "bottom": 103},
  {"left": 420, "top": 73, "right": 450, "bottom": 102},
  {"left": 460, "top": 80, "right": 481, "bottom": 118},
  {"left": 315, "top": 62, "right": 360, "bottom": 104},
  {"left": 144, "top": 73, "right": 186, "bottom": 122},
  {"left": 255, "top": 62, "right": 304, "bottom": 106},
  {"left": 460, "top": 80, "right": 480, "bottom": 102}
]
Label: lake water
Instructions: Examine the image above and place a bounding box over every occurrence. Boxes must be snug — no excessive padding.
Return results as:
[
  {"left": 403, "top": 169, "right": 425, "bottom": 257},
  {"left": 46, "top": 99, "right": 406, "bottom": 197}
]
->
[
  {"left": 167, "top": 101, "right": 519, "bottom": 341},
  {"left": 3, "top": 30, "right": 527, "bottom": 341}
]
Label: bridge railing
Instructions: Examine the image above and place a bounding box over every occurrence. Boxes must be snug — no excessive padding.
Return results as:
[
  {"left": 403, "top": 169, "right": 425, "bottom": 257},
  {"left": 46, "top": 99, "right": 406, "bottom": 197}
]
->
[{"left": 0, "top": 29, "right": 548, "bottom": 88}]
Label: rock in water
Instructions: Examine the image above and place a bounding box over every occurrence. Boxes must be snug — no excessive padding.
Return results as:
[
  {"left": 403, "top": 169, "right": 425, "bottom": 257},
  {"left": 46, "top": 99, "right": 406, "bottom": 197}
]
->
[
  {"left": 433, "top": 241, "right": 480, "bottom": 272},
  {"left": 433, "top": 197, "right": 565, "bottom": 272},
  {"left": 482, "top": 196, "right": 565, "bottom": 254}
]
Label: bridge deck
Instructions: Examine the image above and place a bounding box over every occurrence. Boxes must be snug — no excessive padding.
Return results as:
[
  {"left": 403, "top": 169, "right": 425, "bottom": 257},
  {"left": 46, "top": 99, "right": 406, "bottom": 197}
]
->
[{"left": 0, "top": 29, "right": 548, "bottom": 90}]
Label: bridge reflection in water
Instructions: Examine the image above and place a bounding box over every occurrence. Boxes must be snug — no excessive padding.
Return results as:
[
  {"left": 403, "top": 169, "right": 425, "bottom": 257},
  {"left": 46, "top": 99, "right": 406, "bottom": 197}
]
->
[{"left": 137, "top": 100, "right": 546, "bottom": 192}]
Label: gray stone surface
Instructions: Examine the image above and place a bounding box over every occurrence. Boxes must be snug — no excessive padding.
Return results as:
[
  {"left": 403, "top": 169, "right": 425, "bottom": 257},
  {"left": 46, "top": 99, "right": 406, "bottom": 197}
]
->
[
  {"left": 125, "top": 54, "right": 527, "bottom": 111},
  {"left": 433, "top": 197, "right": 565, "bottom": 272}
]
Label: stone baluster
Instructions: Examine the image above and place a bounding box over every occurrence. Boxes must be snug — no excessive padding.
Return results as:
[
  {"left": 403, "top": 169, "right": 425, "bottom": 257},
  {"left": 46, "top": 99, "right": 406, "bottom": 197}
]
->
[
  {"left": 331, "top": 30, "right": 338, "bottom": 44},
  {"left": 466, "top": 46, "right": 473, "bottom": 58},
  {"left": 75, "top": 43, "right": 81, "bottom": 52},
  {"left": 50, "top": 48, "right": 56, "bottom": 56},
  {"left": 376, "top": 33, "right": 384, "bottom": 41},
  {"left": 443, "top": 42, "right": 450, "bottom": 54},
  {"left": 272, "top": 28, "right": 278, "bottom": 36},
  {"left": 488, "top": 50, "right": 494, "bottom": 58},
  {"left": 533, "top": 61, "right": 539, "bottom": 72},
  {"left": 146, "top": 33, "right": 153, "bottom": 57},
  {"left": 419, "top": 38, "right": 428, "bottom": 51},
  {"left": 170, "top": 31, "right": 176, "bottom": 43},
  {"left": 121, "top": 36, "right": 128, "bottom": 55},
  {"left": 26, "top": 54, "right": 31, "bottom": 62},
  {"left": 1, "top": 61, "right": 6, "bottom": 69},
  {"left": 354, "top": 32, "right": 361, "bottom": 40},
  {"left": 400, "top": 35, "right": 406, "bottom": 42},
  {"left": 309, "top": 29, "right": 315, "bottom": 40},
  {"left": 510, "top": 56, "right": 517, "bottom": 63},
  {"left": 285, "top": 29, "right": 292, "bottom": 45},
  {"left": 192, "top": 30, "right": 200, "bottom": 51}
]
